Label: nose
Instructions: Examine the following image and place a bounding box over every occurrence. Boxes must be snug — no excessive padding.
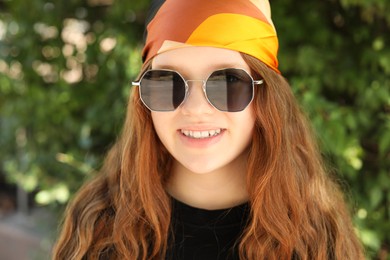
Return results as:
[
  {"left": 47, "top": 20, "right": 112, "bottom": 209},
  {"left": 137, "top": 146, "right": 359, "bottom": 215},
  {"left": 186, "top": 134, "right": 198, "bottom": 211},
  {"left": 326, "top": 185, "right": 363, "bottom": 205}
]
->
[{"left": 180, "top": 80, "right": 215, "bottom": 115}]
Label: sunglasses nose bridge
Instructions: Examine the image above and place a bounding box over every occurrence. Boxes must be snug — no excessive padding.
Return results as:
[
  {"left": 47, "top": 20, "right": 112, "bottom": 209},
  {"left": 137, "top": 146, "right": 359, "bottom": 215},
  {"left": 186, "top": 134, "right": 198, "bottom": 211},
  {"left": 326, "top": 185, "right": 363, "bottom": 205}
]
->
[
  {"left": 185, "top": 79, "right": 206, "bottom": 88},
  {"left": 182, "top": 79, "right": 213, "bottom": 108},
  {"left": 185, "top": 79, "right": 207, "bottom": 96}
]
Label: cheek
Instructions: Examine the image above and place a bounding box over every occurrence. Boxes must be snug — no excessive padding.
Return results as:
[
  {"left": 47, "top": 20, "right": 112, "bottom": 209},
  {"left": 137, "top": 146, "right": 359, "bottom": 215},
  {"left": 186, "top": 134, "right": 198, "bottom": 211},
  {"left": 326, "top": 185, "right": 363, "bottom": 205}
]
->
[
  {"left": 151, "top": 113, "right": 164, "bottom": 136},
  {"left": 151, "top": 112, "right": 173, "bottom": 145},
  {"left": 237, "top": 106, "right": 256, "bottom": 129},
  {"left": 237, "top": 107, "right": 256, "bottom": 143}
]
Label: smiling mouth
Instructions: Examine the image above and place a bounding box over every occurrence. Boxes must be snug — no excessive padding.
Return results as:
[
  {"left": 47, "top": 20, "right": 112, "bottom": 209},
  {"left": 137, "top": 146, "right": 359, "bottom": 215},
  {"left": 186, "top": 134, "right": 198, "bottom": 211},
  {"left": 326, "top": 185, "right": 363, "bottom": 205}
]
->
[{"left": 180, "top": 129, "right": 223, "bottom": 139}]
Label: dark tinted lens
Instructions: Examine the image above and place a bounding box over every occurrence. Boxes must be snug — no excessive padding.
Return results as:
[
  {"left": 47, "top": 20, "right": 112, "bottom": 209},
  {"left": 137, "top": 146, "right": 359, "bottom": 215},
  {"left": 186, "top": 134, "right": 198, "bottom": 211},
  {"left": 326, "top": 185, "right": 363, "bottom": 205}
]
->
[
  {"left": 206, "top": 69, "right": 253, "bottom": 112},
  {"left": 139, "top": 70, "right": 186, "bottom": 111}
]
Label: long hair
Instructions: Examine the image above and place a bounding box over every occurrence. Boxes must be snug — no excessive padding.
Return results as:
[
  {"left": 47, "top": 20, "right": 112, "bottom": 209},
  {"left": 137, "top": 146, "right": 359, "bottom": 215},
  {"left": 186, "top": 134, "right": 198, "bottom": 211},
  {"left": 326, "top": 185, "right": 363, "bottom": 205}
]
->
[{"left": 52, "top": 54, "right": 364, "bottom": 259}]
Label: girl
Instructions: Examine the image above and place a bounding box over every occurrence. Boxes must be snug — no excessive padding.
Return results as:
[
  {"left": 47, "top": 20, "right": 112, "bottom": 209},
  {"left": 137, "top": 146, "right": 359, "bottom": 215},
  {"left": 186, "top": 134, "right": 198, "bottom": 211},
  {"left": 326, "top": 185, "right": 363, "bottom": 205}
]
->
[{"left": 53, "top": 0, "right": 364, "bottom": 259}]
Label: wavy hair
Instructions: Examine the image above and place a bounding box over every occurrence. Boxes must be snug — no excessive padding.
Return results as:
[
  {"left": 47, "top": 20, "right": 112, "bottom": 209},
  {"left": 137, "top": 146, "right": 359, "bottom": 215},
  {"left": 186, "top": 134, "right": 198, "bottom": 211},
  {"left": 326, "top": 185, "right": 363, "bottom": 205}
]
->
[{"left": 52, "top": 54, "right": 364, "bottom": 259}]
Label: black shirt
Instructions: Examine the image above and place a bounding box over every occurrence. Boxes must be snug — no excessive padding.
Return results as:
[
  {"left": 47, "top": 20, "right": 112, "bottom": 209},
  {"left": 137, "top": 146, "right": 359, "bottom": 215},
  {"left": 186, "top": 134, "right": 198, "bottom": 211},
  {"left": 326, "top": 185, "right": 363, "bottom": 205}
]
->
[{"left": 166, "top": 198, "right": 250, "bottom": 260}]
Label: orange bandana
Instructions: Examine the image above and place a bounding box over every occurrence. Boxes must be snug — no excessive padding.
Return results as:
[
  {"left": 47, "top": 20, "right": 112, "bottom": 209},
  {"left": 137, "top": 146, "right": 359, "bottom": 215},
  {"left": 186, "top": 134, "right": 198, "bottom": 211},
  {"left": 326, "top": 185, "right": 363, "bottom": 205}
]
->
[{"left": 143, "top": 0, "right": 280, "bottom": 73}]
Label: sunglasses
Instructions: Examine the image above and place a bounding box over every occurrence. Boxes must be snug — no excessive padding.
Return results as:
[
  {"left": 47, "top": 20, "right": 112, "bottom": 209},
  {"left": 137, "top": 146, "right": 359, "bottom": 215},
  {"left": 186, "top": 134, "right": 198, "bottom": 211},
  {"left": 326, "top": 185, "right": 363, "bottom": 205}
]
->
[{"left": 132, "top": 68, "right": 263, "bottom": 112}]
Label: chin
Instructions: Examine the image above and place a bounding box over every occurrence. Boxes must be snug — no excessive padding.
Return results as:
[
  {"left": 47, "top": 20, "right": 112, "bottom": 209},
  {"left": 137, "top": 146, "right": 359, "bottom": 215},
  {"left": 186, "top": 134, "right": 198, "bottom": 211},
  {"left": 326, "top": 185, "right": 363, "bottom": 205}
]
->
[{"left": 180, "top": 160, "right": 225, "bottom": 175}]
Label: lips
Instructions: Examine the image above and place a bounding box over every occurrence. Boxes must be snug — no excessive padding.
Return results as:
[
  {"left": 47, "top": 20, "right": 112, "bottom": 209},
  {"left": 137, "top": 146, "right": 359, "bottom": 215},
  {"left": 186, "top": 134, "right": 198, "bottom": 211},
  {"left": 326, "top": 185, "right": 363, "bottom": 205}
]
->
[{"left": 180, "top": 129, "right": 223, "bottom": 139}]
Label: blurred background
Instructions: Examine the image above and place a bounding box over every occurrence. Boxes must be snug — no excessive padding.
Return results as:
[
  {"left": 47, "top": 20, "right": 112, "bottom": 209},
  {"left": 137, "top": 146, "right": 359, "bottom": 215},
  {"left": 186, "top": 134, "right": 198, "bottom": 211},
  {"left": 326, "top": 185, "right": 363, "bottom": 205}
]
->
[{"left": 0, "top": 0, "right": 389, "bottom": 259}]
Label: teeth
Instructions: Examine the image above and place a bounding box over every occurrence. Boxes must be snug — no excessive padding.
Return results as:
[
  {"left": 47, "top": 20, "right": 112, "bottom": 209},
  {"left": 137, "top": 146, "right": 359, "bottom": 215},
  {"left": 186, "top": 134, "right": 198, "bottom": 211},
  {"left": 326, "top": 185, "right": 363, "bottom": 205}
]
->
[{"left": 181, "top": 129, "right": 223, "bottom": 139}]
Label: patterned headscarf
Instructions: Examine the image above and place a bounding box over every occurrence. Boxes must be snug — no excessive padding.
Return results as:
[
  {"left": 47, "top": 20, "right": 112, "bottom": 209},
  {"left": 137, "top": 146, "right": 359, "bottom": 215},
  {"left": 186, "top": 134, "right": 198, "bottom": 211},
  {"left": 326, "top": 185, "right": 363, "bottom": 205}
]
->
[{"left": 143, "top": 0, "right": 280, "bottom": 74}]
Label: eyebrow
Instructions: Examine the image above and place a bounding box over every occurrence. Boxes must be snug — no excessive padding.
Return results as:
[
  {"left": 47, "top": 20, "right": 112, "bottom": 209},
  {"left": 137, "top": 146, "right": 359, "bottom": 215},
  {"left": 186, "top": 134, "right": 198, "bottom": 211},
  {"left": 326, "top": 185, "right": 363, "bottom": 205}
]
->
[
  {"left": 152, "top": 64, "right": 178, "bottom": 70},
  {"left": 152, "top": 63, "right": 248, "bottom": 71}
]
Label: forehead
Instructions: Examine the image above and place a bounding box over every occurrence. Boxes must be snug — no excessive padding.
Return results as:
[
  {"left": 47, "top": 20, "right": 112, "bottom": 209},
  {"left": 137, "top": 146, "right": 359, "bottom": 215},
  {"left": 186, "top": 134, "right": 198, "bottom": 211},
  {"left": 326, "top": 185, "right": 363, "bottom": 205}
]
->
[{"left": 151, "top": 46, "right": 250, "bottom": 75}]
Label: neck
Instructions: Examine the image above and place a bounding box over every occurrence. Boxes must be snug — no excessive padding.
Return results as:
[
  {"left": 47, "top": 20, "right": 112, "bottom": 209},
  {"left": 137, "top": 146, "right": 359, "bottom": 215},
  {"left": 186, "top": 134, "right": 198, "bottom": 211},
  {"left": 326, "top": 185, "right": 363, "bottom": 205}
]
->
[{"left": 166, "top": 153, "right": 249, "bottom": 210}]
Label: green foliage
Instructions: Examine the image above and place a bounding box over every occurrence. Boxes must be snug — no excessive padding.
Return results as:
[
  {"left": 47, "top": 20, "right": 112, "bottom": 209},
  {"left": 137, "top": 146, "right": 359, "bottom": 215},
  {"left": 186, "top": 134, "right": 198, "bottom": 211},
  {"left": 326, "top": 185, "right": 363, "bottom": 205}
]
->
[
  {"left": 0, "top": 0, "right": 389, "bottom": 258},
  {"left": 273, "top": 0, "right": 390, "bottom": 258},
  {"left": 0, "top": 0, "right": 146, "bottom": 200}
]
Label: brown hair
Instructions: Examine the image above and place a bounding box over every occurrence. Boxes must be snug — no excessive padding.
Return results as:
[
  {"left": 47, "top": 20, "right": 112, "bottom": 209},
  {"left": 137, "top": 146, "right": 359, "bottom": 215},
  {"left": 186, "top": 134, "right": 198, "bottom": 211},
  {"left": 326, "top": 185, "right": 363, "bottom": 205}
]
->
[{"left": 52, "top": 54, "right": 364, "bottom": 259}]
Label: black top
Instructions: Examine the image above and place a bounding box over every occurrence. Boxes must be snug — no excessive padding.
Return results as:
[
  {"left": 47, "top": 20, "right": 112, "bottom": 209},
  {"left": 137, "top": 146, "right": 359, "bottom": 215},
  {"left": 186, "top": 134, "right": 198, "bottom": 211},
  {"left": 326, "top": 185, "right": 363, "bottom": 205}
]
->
[{"left": 166, "top": 198, "right": 250, "bottom": 260}]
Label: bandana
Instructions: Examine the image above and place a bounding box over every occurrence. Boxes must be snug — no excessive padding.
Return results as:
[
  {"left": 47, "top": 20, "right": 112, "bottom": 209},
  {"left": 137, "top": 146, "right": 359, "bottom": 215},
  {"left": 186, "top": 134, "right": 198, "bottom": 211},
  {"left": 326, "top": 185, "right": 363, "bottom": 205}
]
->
[{"left": 142, "top": 0, "right": 280, "bottom": 74}]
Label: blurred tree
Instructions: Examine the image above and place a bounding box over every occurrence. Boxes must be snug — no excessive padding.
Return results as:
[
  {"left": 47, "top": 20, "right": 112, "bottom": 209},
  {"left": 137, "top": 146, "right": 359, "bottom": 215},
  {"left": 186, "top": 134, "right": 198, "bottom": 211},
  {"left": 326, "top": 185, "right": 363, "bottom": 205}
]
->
[
  {"left": 0, "top": 0, "right": 389, "bottom": 258},
  {"left": 273, "top": 0, "right": 390, "bottom": 258},
  {"left": 0, "top": 0, "right": 147, "bottom": 203}
]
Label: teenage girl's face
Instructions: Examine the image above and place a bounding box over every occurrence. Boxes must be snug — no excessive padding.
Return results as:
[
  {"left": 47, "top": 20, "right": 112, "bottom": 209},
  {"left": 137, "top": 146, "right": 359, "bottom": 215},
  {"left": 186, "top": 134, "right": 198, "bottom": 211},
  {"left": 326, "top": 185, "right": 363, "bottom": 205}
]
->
[{"left": 150, "top": 47, "right": 256, "bottom": 175}]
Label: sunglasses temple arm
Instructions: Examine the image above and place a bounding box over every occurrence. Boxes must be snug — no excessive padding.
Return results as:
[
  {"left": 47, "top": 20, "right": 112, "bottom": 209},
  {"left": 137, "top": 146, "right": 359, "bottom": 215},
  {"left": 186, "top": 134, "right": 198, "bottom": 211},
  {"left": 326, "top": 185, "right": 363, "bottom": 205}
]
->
[
  {"left": 131, "top": 81, "right": 140, "bottom": 86},
  {"left": 254, "top": 79, "right": 264, "bottom": 85}
]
